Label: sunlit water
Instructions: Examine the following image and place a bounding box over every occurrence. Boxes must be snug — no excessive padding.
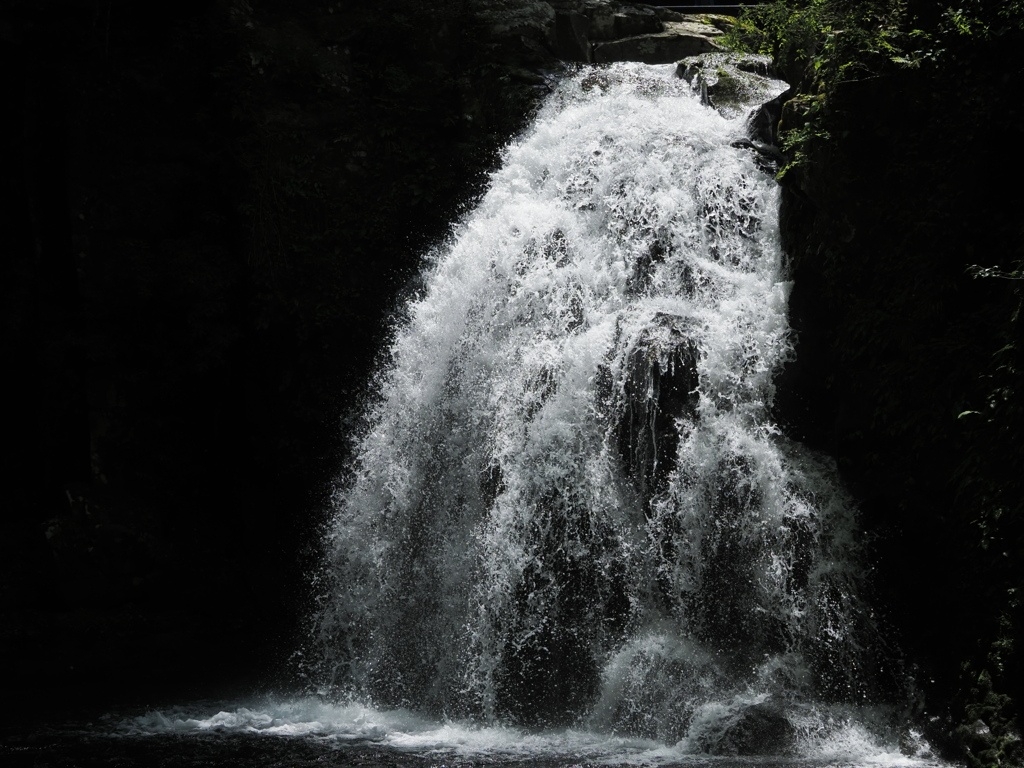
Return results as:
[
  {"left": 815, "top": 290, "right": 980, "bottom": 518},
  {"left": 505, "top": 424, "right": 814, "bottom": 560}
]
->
[
  {"left": 110, "top": 698, "right": 935, "bottom": 765},
  {"left": 1, "top": 698, "right": 938, "bottom": 767},
  {"left": 4, "top": 62, "right": 950, "bottom": 767}
]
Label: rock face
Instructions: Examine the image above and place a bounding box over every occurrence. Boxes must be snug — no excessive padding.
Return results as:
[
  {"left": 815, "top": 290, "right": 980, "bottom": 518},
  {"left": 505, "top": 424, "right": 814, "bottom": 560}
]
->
[
  {"left": 672, "top": 52, "right": 791, "bottom": 173},
  {"left": 475, "top": 1, "right": 732, "bottom": 65},
  {"left": 616, "top": 313, "right": 700, "bottom": 507},
  {"left": 677, "top": 53, "right": 787, "bottom": 118},
  {"left": 593, "top": 21, "right": 725, "bottom": 63},
  {"left": 0, "top": 0, "right": 748, "bottom": 722},
  {"left": 770, "top": 20, "right": 1024, "bottom": 764},
  {"left": 476, "top": 0, "right": 556, "bottom": 41}
]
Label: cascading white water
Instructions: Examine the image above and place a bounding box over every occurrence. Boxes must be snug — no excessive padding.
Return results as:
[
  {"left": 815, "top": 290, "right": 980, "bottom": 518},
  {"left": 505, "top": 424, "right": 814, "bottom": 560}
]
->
[{"left": 312, "top": 60, "right": 911, "bottom": 756}]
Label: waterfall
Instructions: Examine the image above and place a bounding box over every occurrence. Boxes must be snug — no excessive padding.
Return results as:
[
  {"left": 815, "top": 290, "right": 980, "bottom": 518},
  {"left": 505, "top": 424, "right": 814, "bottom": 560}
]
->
[{"left": 313, "top": 61, "right": 908, "bottom": 755}]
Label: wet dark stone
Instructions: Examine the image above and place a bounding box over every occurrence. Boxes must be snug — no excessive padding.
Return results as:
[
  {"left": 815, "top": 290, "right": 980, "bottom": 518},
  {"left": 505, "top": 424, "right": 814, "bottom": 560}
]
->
[
  {"left": 554, "top": 11, "right": 591, "bottom": 63},
  {"left": 616, "top": 314, "right": 699, "bottom": 507},
  {"left": 695, "top": 699, "right": 796, "bottom": 756},
  {"left": 613, "top": 6, "right": 663, "bottom": 38},
  {"left": 747, "top": 88, "right": 794, "bottom": 147}
]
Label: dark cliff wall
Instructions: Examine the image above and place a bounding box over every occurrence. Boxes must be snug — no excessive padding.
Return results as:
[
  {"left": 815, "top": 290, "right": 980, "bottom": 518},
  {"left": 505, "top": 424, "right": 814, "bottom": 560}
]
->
[
  {"left": 3, "top": 0, "right": 732, "bottom": 710},
  {"left": 751, "top": 1, "right": 1024, "bottom": 761},
  {"left": 1, "top": 0, "right": 544, "bottom": 708}
]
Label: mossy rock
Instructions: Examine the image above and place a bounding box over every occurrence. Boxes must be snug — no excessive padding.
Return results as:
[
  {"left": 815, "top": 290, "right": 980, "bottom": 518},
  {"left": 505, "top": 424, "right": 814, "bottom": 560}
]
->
[
  {"left": 677, "top": 52, "right": 788, "bottom": 118},
  {"left": 778, "top": 93, "right": 825, "bottom": 133},
  {"left": 696, "top": 14, "right": 739, "bottom": 35}
]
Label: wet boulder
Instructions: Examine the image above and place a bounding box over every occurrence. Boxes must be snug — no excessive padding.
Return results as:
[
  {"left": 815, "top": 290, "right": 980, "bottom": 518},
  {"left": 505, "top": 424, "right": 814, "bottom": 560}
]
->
[
  {"left": 612, "top": 5, "right": 662, "bottom": 38},
  {"left": 593, "top": 20, "right": 725, "bottom": 64},
  {"left": 692, "top": 698, "right": 796, "bottom": 755},
  {"left": 747, "top": 89, "right": 793, "bottom": 147},
  {"left": 554, "top": 10, "right": 591, "bottom": 62},
  {"left": 677, "top": 53, "right": 789, "bottom": 119},
  {"left": 616, "top": 313, "right": 700, "bottom": 506}
]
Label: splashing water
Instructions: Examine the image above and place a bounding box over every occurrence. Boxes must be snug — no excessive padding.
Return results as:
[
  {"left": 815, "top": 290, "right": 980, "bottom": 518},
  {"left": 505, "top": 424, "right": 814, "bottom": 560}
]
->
[
  {"left": 0, "top": 60, "right": 949, "bottom": 768},
  {"left": 83, "top": 61, "right": 936, "bottom": 767},
  {"left": 285, "top": 60, "right": 927, "bottom": 760}
]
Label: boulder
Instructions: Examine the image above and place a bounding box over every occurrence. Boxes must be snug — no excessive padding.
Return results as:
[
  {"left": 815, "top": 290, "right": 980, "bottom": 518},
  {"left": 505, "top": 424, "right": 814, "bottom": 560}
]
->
[
  {"left": 613, "top": 5, "right": 662, "bottom": 38},
  {"left": 593, "top": 21, "right": 725, "bottom": 64},
  {"left": 692, "top": 699, "right": 796, "bottom": 756},
  {"left": 731, "top": 137, "right": 786, "bottom": 176},
  {"left": 616, "top": 313, "right": 699, "bottom": 505},
  {"left": 651, "top": 6, "right": 690, "bottom": 23},
  {"left": 475, "top": 3, "right": 736, "bottom": 69},
  {"left": 747, "top": 89, "right": 793, "bottom": 146},
  {"left": 475, "top": 0, "right": 557, "bottom": 46},
  {"left": 677, "top": 53, "right": 789, "bottom": 119},
  {"left": 581, "top": 0, "right": 617, "bottom": 40},
  {"left": 554, "top": 10, "right": 591, "bottom": 62}
]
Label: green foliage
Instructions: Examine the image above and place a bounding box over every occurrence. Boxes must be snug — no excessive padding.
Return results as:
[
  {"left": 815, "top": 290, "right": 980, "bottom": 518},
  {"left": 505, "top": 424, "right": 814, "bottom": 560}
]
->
[
  {"left": 727, "top": 0, "right": 1024, "bottom": 175},
  {"left": 956, "top": 654, "right": 1024, "bottom": 768},
  {"left": 731, "top": 0, "right": 1024, "bottom": 76},
  {"left": 775, "top": 93, "right": 829, "bottom": 177},
  {"left": 726, "top": 1, "right": 908, "bottom": 88},
  {"left": 724, "top": 1, "right": 911, "bottom": 175}
]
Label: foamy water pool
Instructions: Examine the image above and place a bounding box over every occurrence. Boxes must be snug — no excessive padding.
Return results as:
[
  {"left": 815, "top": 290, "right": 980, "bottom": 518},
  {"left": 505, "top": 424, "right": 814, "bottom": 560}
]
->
[{"left": 6, "top": 698, "right": 929, "bottom": 768}]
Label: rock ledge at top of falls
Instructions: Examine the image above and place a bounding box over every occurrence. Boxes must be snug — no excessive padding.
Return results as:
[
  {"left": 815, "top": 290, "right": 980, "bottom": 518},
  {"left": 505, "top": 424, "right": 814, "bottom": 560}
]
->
[
  {"left": 678, "top": 53, "right": 790, "bottom": 118},
  {"left": 474, "top": 0, "right": 733, "bottom": 66},
  {"left": 593, "top": 20, "right": 726, "bottom": 64}
]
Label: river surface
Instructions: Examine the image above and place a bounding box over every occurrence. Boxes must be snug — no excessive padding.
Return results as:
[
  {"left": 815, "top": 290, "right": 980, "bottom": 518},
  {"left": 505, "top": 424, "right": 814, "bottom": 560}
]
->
[{"left": 1, "top": 697, "right": 943, "bottom": 767}]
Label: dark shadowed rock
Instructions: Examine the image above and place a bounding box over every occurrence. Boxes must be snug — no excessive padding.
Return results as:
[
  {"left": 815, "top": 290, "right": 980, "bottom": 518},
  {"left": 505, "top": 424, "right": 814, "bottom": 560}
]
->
[
  {"left": 476, "top": 0, "right": 558, "bottom": 54},
  {"left": 476, "top": 3, "right": 734, "bottom": 66},
  {"left": 593, "top": 21, "right": 724, "bottom": 64},
  {"left": 616, "top": 313, "right": 699, "bottom": 506},
  {"left": 693, "top": 699, "right": 796, "bottom": 755},
  {"left": 613, "top": 5, "right": 662, "bottom": 38},
  {"left": 582, "top": 0, "right": 617, "bottom": 40},
  {"left": 747, "top": 88, "right": 793, "bottom": 146},
  {"left": 555, "top": 11, "right": 591, "bottom": 62}
]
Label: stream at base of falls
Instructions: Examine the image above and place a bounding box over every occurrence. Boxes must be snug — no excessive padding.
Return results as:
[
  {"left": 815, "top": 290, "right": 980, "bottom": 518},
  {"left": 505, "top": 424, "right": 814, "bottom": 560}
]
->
[{"left": 1, "top": 698, "right": 941, "bottom": 767}]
